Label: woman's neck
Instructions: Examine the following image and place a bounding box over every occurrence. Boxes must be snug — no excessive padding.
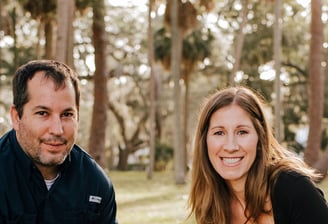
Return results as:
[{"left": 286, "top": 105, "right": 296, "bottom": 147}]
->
[{"left": 227, "top": 178, "right": 246, "bottom": 202}]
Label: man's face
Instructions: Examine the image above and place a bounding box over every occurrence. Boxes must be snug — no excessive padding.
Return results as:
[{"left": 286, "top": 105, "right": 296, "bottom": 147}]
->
[{"left": 11, "top": 71, "right": 78, "bottom": 169}]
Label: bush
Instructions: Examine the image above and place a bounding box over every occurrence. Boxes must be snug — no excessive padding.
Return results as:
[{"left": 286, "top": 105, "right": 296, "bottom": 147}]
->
[{"left": 155, "top": 142, "right": 173, "bottom": 171}]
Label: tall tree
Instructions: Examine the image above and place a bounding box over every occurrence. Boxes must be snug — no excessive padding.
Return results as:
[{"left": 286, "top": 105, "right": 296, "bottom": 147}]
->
[
  {"left": 229, "top": 0, "right": 248, "bottom": 86},
  {"left": 88, "top": 0, "right": 108, "bottom": 169},
  {"left": 170, "top": 0, "right": 185, "bottom": 184},
  {"left": 17, "top": 0, "right": 57, "bottom": 59},
  {"left": 304, "top": 0, "right": 323, "bottom": 165},
  {"left": 273, "top": 0, "right": 282, "bottom": 141},
  {"left": 147, "top": 0, "right": 156, "bottom": 179},
  {"left": 158, "top": 0, "right": 213, "bottom": 183},
  {"left": 56, "top": 0, "right": 75, "bottom": 66}
]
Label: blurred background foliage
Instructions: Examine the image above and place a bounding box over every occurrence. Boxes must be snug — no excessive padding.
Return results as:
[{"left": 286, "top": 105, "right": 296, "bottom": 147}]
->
[{"left": 0, "top": 0, "right": 327, "bottom": 174}]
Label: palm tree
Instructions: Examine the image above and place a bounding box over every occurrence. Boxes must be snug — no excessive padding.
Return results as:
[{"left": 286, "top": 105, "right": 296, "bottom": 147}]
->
[
  {"left": 170, "top": 0, "right": 185, "bottom": 184},
  {"left": 155, "top": 0, "right": 214, "bottom": 184},
  {"left": 17, "top": 0, "right": 57, "bottom": 59}
]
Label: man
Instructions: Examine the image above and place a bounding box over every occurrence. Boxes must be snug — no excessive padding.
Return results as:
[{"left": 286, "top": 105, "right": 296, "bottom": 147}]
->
[{"left": 0, "top": 60, "right": 117, "bottom": 223}]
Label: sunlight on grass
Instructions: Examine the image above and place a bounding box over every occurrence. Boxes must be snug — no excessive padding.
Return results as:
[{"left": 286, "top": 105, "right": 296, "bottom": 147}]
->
[
  {"left": 110, "top": 171, "right": 328, "bottom": 224},
  {"left": 110, "top": 171, "right": 195, "bottom": 224}
]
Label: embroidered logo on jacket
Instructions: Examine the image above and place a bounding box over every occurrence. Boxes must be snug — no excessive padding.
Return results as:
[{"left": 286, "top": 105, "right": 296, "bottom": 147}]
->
[{"left": 89, "top": 195, "right": 102, "bottom": 204}]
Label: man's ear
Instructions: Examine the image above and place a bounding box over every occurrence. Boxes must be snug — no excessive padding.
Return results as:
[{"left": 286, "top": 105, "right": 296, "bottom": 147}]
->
[{"left": 10, "top": 105, "right": 20, "bottom": 131}]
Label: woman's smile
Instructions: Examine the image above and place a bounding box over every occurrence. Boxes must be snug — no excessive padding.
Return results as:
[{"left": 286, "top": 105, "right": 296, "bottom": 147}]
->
[{"left": 207, "top": 104, "right": 259, "bottom": 185}]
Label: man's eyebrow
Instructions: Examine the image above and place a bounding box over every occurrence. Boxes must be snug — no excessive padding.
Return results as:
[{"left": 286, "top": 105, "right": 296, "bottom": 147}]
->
[
  {"left": 32, "top": 106, "right": 77, "bottom": 112},
  {"left": 63, "top": 107, "right": 77, "bottom": 113},
  {"left": 32, "top": 105, "right": 50, "bottom": 111}
]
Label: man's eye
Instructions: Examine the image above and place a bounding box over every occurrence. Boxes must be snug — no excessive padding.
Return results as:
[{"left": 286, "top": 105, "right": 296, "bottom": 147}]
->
[
  {"left": 36, "top": 111, "right": 48, "bottom": 116},
  {"left": 62, "top": 112, "right": 74, "bottom": 117}
]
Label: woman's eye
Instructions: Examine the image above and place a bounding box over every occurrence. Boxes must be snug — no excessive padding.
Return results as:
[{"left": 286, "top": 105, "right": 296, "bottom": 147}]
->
[
  {"left": 237, "top": 130, "right": 248, "bottom": 135},
  {"left": 214, "top": 131, "right": 224, "bottom": 136}
]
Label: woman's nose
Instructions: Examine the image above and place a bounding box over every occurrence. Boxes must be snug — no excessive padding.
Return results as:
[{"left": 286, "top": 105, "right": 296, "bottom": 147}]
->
[{"left": 223, "top": 137, "right": 239, "bottom": 151}]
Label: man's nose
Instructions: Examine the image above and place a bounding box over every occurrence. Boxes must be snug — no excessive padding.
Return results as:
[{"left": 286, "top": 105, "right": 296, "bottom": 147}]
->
[{"left": 49, "top": 116, "right": 64, "bottom": 135}]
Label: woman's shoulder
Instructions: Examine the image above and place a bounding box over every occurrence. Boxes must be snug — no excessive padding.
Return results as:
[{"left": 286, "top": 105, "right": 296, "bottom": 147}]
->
[
  {"left": 271, "top": 169, "right": 326, "bottom": 209},
  {"left": 271, "top": 170, "right": 328, "bottom": 223},
  {"left": 273, "top": 170, "right": 317, "bottom": 195},
  {"left": 276, "top": 170, "right": 306, "bottom": 182}
]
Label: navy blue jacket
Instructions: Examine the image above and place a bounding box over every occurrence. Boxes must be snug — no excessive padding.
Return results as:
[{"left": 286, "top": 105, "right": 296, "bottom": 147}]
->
[{"left": 0, "top": 129, "right": 117, "bottom": 224}]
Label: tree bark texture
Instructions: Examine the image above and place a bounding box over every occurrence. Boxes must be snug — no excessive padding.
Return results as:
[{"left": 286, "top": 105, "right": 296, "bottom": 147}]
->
[
  {"left": 304, "top": 0, "right": 324, "bottom": 166},
  {"left": 88, "top": 0, "right": 108, "bottom": 169}
]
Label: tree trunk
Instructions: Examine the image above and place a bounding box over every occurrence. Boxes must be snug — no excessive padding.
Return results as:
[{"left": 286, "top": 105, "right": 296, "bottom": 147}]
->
[
  {"left": 183, "top": 66, "right": 190, "bottom": 172},
  {"left": 117, "top": 146, "right": 130, "bottom": 171},
  {"left": 171, "top": 0, "right": 186, "bottom": 185},
  {"left": 44, "top": 19, "right": 56, "bottom": 60},
  {"left": 273, "top": 0, "right": 282, "bottom": 141},
  {"left": 12, "top": 7, "right": 18, "bottom": 68},
  {"left": 147, "top": 0, "right": 156, "bottom": 179},
  {"left": 88, "top": 0, "right": 108, "bottom": 169},
  {"left": 304, "top": 0, "right": 324, "bottom": 167},
  {"left": 56, "top": 0, "right": 75, "bottom": 67},
  {"left": 229, "top": 0, "right": 248, "bottom": 86},
  {"left": 313, "top": 145, "right": 328, "bottom": 181}
]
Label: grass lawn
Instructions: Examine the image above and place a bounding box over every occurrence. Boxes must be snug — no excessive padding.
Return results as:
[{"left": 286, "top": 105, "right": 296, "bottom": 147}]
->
[
  {"left": 110, "top": 171, "right": 328, "bottom": 224},
  {"left": 110, "top": 171, "right": 194, "bottom": 224}
]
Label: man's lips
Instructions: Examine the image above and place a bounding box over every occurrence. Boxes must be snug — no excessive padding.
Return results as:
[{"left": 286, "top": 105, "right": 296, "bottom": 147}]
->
[
  {"left": 41, "top": 138, "right": 67, "bottom": 152},
  {"left": 41, "top": 137, "right": 67, "bottom": 145},
  {"left": 45, "top": 142, "right": 65, "bottom": 146}
]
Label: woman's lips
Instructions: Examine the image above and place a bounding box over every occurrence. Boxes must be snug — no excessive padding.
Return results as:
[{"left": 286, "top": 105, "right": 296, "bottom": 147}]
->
[{"left": 221, "top": 157, "right": 243, "bottom": 166}]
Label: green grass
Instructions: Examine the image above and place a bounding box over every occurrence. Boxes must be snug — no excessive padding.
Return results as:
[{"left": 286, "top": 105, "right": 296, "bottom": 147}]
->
[
  {"left": 110, "top": 171, "right": 328, "bottom": 224},
  {"left": 110, "top": 171, "right": 194, "bottom": 224}
]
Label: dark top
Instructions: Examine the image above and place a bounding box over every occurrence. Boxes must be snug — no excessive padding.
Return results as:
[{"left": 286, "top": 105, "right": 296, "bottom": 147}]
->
[
  {"left": 0, "top": 129, "right": 117, "bottom": 224},
  {"left": 272, "top": 170, "right": 328, "bottom": 224}
]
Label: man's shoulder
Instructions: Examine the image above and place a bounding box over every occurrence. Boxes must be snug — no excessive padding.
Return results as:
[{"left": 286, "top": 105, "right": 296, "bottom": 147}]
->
[
  {"left": 70, "top": 145, "right": 104, "bottom": 168},
  {"left": 0, "top": 130, "right": 12, "bottom": 151},
  {"left": 70, "top": 144, "right": 93, "bottom": 160},
  {"left": 0, "top": 130, "right": 14, "bottom": 159},
  {"left": 69, "top": 145, "right": 111, "bottom": 182}
]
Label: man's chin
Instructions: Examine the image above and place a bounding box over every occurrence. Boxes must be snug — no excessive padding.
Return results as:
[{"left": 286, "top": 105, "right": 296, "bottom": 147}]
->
[{"left": 36, "top": 156, "right": 67, "bottom": 167}]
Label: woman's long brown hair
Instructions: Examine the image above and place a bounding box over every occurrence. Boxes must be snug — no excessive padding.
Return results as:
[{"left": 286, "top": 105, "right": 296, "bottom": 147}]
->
[{"left": 188, "top": 86, "right": 318, "bottom": 223}]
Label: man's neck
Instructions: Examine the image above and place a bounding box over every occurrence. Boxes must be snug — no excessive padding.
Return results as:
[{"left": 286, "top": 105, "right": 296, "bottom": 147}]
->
[{"left": 36, "top": 164, "right": 59, "bottom": 180}]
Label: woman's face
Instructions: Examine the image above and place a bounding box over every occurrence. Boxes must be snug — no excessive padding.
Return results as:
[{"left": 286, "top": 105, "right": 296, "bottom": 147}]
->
[{"left": 206, "top": 104, "right": 259, "bottom": 188}]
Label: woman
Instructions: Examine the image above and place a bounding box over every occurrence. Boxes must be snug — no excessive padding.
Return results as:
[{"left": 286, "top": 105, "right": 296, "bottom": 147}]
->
[{"left": 189, "top": 86, "right": 328, "bottom": 224}]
